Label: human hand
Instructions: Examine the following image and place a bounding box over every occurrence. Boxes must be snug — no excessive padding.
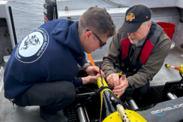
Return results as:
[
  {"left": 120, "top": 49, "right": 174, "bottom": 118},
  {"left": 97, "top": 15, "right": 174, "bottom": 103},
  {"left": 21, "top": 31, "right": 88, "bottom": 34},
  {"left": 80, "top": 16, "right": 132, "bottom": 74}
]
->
[
  {"left": 82, "top": 73, "right": 101, "bottom": 85},
  {"left": 113, "top": 75, "right": 129, "bottom": 98},
  {"left": 86, "top": 66, "right": 105, "bottom": 77},
  {"left": 106, "top": 73, "right": 120, "bottom": 87}
]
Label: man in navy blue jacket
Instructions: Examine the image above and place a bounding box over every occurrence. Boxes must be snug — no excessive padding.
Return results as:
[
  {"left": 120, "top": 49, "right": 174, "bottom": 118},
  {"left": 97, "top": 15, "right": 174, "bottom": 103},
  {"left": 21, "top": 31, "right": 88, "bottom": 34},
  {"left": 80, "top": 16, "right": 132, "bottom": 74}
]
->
[{"left": 4, "top": 7, "right": 115, "bottom": 122}]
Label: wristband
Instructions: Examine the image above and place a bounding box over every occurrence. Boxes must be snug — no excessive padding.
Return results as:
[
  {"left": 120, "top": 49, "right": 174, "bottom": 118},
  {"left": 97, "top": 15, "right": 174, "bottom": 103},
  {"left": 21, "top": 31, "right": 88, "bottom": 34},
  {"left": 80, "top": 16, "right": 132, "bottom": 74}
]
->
[{"left": 83, "top": 64, "right": 91, "bottom": 71}]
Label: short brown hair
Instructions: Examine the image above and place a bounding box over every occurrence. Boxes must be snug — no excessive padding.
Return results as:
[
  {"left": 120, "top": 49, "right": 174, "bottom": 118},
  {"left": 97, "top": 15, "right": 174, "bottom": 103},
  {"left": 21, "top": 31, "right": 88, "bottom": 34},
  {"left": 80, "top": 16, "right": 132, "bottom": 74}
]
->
[{"left": 79, "top": 7, "right": 115, "bottom": 37}]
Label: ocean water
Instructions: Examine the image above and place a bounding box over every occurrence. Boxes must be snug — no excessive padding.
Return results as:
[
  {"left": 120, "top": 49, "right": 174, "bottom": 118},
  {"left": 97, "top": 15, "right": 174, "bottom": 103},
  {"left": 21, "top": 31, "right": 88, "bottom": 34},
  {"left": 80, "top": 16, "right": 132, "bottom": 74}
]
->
[
  {"left": 0, "top": 0, "right": 114, "bottom": 60},
  {"left": 1, "top": 0, "right": 45, "bottom": 41}
]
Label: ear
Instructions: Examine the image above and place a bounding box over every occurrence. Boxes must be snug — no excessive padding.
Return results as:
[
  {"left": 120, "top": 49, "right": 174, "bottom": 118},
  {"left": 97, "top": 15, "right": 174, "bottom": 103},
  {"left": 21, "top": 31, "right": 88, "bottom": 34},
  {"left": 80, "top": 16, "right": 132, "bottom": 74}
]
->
[
  {"left": 85, "top": 30, "right": 92, "bottom": 39},
  {"left": 148, "top": 21, "right": 152, "bottom": 28}
]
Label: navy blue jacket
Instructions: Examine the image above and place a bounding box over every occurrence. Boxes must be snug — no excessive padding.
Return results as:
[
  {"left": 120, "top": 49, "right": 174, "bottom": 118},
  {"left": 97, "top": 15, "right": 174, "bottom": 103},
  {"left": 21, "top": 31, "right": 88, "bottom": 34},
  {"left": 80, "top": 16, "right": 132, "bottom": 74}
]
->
[{"left": 4, "top": 19, "right": 87, "bottom": 99}]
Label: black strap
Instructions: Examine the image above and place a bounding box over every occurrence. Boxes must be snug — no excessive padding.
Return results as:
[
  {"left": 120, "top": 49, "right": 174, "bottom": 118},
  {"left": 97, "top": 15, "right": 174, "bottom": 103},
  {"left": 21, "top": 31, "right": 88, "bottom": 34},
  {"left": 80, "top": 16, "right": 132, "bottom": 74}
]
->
[{"left": 82, "top": 64, "right": 91, "bottom": 71}]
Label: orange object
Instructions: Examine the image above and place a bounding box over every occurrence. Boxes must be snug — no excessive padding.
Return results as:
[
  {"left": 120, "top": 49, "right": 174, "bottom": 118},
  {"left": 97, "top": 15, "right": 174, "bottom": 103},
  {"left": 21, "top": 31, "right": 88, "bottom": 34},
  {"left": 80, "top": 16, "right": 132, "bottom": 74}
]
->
[
  {"left": 165, "top": 64, "right": 183, "bottom": 74},
  {"left": 165, "top": 64, "right": 178, "bottom": 70},
  {"left": 87, "top": 53, "right": 95, "bottom": 66},
  {"left": 126, "top": 13, "right": 135, "bottom": 21}
]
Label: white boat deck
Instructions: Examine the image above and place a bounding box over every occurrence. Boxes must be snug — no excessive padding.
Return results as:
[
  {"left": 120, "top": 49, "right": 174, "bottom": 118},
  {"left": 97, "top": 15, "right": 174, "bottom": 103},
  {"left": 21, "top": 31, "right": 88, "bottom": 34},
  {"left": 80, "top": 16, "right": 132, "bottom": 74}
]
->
[{"left": 151, "top": 46, "right": 183, "bottom": 86}]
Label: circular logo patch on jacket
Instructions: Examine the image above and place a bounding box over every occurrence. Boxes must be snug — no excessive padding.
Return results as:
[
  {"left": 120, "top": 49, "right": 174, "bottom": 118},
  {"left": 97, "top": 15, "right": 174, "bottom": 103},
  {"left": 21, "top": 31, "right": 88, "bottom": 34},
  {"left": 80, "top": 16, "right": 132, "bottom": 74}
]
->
[{"left": 16, "top": 28, "right": 49, "bottom": 63}]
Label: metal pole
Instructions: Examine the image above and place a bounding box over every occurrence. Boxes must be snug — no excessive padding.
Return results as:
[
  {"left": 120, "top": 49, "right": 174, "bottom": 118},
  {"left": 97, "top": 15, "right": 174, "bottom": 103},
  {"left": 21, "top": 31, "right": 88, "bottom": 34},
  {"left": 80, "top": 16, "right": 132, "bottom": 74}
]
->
[
  {"left": 83, "top": 107, "right": 90, "bottom": 122},
  {"left": 167, "top": 92, "right": 177, "bottom": 100},
  {"left": 173, "top": 93, "right": 178, "bottom": 98},
  {"left": 128, "top": 99, "right": 139, "bottom": 110},
  {"left": 76, "top": 103, "right": 87, "bottom": 122}
]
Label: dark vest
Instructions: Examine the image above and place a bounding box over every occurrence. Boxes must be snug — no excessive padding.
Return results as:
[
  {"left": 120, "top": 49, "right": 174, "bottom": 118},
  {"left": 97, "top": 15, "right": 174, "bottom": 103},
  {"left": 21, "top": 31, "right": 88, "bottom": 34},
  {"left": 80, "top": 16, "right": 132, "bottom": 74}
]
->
[{"left": 120, "top": 22, "right": 163, "bottom": 76}]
